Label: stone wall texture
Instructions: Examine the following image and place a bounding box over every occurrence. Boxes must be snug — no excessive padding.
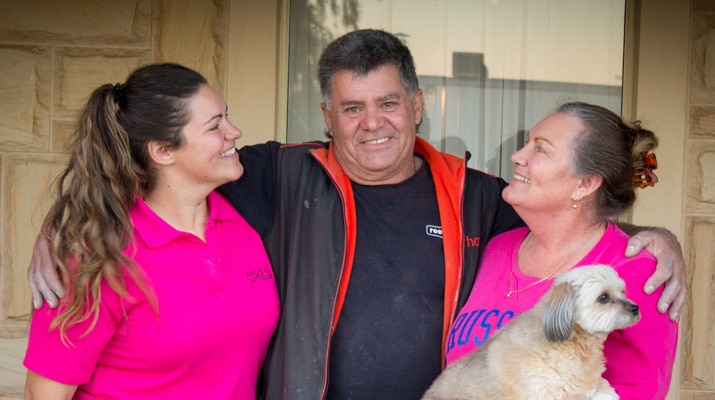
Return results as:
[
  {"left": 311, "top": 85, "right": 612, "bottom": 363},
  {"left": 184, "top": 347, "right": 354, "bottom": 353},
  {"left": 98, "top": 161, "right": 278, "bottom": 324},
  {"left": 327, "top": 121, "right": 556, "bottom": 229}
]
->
[
  {"left": 682, "top": 3, "right": 715, "bottom": 398},
  {"left": 0, "top": 0, "right": 226, "bottom": 397}
]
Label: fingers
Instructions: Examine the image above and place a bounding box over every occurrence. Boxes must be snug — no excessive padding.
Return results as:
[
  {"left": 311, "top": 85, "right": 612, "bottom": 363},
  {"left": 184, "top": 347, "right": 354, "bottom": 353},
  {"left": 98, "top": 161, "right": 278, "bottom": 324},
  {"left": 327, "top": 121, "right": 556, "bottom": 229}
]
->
[
  {"left": 28, "top": 236, "right": 48, "bottom": 309},
  {"left": 27, "top": 267, "right": 43, "bottom": 310},
  {"left": 33, "top": 270, "right": 60, "bottom": 309},
  {"left": 659, "top": 252, "right": 687, "bottom": 321},
  {"left": 643, "top": 264, "right": 668, "bottom": 296},
  {"left": 632, "top": 230, "right": 670, "bottom": 296},
  {"left": 625, "top": 232, "right": 649, "bottom": 257},
  {"left": 649, "top": 273, "right": 685, "bottom": 321},
  {"left": 656, "top": 277, "right": 679, "bottom": 315},
  {"left": 643, "top": 257, "right": 673, "bottom": 305},
  {"left": 654, "top": 232, "right": 686, "bottom": 321},
  {"left": 668, "top": 284, "right": 687, "bottom": 321},
  {"left": 42, "top": 263, "right": 66, "bottom": 300},
  {"left": 629, "top": 227, "right": 686, "bottom": 322},
  {"left": 27, "top": 234, "right": 64, "bottom": 309}
]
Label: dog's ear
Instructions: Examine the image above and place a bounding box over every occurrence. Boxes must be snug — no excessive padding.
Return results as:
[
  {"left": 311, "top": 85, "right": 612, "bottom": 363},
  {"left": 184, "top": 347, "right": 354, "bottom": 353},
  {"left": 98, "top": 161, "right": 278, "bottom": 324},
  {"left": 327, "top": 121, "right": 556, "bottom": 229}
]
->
[{"left": 542, "top": 281, "right": 576, "bottom": 342}]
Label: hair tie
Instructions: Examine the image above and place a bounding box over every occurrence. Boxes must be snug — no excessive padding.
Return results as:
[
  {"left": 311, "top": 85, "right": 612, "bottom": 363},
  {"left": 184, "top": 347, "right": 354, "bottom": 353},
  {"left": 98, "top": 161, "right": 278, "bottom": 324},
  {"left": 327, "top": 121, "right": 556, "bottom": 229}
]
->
[
  {"left": 113, "top": 83, "right": 125, "bottom": 105},
  {"left": 631, "top": 152, "right": 658, "bottom": 189}
]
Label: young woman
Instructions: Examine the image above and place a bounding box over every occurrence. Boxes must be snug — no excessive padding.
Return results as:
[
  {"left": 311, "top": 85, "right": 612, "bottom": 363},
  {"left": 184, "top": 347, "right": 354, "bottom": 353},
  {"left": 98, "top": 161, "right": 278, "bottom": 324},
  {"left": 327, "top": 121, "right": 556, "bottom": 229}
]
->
[{"left": 23, "top": 63, "right": 279, "bottom": 399}]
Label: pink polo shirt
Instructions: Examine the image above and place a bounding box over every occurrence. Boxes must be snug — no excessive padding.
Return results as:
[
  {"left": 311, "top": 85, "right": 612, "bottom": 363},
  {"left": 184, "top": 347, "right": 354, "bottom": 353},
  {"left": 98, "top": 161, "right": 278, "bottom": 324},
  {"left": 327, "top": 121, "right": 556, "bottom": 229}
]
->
[
  {"left": 25, "top": 192, "right": 279, "bottom": 399},
  {"left": 445, "top": 223, "right": 677, "bottom": 399}
]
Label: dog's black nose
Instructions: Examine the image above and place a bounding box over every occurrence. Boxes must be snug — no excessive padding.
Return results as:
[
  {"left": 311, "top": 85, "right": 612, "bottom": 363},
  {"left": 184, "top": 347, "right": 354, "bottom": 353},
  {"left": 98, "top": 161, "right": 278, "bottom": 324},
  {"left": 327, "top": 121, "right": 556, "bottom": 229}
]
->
[{"left": 628, "top": 303, "right": 639, "bottom": 316}]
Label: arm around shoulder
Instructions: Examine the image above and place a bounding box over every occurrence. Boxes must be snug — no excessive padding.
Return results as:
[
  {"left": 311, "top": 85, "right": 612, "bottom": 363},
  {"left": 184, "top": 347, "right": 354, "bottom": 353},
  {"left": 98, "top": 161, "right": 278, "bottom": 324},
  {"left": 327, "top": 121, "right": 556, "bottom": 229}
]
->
[{"left": 218, "top": 141, "right": 284, "bottom": 236}]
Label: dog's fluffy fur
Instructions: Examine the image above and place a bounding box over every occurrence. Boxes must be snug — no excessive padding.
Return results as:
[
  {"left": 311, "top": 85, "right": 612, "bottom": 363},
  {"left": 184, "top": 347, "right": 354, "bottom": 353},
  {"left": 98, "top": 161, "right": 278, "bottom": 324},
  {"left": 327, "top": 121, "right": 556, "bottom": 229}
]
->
[{"left": 422, "top": 264, "right": 640, "bottom": 400}]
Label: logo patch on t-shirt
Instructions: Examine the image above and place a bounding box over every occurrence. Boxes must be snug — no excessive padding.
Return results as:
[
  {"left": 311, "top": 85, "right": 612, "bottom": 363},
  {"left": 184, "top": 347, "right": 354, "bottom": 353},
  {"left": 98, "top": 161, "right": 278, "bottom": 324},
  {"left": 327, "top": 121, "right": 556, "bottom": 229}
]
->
[
  {"left": 246, "top": 267, "right": 273, "bottom": 282},
  {"left": 426, "top": 225, "right": 443, "bottom": 238}
]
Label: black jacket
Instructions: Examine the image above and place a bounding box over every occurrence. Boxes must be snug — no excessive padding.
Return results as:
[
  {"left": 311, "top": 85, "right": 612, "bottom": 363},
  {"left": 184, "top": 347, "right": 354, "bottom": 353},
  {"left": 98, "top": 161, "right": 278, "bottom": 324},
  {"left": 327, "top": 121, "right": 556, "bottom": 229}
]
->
[{"left": 218, "top": 137, "right": 522, "bottom": 400}]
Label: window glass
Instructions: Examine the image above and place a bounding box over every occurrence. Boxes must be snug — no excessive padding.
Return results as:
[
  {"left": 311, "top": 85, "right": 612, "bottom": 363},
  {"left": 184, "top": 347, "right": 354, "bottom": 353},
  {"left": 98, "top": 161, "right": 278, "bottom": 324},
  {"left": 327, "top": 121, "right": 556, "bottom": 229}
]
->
[{"left": 287, "top": 0, "right": 625, "bottom": 179}]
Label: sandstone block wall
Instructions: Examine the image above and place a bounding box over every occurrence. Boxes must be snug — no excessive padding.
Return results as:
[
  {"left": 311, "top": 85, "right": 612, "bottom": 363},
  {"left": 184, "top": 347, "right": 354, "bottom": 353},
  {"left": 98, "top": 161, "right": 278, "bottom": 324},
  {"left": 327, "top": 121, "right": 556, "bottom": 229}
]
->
[
  {"left": 682, "top": 3, "right": 715, "bottom": 398},
  {"left": 0, "top": 1, "right": 226, "bottom": 397}
]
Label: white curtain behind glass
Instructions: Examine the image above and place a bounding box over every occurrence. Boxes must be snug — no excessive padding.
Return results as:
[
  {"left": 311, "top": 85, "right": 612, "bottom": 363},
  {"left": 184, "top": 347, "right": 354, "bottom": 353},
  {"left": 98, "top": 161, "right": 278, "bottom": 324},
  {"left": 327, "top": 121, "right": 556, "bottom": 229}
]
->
[{"left": 286, "top": 0, "right": 625, "bottom": 180}]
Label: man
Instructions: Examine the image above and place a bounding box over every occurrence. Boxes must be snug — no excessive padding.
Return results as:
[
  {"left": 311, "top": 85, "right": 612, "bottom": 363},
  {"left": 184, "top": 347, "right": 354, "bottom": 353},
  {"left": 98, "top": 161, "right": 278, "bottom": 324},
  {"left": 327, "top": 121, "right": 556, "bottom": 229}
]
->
[{"left": 30, "top": 29, "right": 686, "bottom": 399}]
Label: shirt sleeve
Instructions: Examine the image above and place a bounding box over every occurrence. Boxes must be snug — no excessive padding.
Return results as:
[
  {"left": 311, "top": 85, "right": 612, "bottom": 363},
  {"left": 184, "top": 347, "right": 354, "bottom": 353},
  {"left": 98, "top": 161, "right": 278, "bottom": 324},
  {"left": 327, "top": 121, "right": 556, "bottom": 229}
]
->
[
  {"left": 218, "top": 141, "right": 282, "bottom": 237},
  {"left": 23, "top": 282, "right": 128, "bottom": 385},
  {"left": 604, "top": 258, "right": 679, "bottom": 399}
]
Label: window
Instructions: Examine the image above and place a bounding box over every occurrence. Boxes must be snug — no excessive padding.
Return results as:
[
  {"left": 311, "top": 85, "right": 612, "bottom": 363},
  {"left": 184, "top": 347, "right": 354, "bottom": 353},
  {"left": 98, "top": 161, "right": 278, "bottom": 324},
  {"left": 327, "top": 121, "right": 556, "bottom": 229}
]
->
[{"left": 286, "top": 0, "right": 626, "bottom": 179}]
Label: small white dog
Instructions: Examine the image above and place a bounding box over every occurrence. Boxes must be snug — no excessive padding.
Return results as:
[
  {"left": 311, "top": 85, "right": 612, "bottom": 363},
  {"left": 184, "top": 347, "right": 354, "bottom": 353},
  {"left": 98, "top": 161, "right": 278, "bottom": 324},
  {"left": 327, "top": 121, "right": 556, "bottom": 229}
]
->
[{"left": 422, "top": 264, "right": 640, "bottom": 400}]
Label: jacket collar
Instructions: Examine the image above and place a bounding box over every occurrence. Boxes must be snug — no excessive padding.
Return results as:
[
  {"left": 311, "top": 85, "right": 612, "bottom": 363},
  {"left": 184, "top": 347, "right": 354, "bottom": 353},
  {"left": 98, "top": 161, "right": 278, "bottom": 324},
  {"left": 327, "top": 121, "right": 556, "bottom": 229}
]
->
[{"left": 309, "top": 136, "right": 467, "bottom": 362}]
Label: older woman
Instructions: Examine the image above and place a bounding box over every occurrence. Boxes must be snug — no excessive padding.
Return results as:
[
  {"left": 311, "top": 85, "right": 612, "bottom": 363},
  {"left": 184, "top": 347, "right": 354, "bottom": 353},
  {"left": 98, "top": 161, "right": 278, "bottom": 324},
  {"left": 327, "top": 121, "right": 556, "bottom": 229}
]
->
[{"left": 445, "top": 102, "right": 677, "bottom": 399}]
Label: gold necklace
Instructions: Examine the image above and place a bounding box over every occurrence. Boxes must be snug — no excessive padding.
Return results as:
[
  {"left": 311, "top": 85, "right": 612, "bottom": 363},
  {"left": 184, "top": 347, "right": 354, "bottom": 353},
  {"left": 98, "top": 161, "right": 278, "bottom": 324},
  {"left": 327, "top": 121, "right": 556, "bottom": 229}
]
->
[{"left": 506, "top": 227, "right": 603, "bottom": 298}]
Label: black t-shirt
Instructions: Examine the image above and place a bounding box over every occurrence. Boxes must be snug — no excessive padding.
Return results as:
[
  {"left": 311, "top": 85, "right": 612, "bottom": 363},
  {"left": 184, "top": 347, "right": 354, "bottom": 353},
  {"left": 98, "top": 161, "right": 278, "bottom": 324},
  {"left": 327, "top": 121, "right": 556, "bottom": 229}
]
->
[{"left": 326, "top": 161, "right": 445, "bottom": 400}]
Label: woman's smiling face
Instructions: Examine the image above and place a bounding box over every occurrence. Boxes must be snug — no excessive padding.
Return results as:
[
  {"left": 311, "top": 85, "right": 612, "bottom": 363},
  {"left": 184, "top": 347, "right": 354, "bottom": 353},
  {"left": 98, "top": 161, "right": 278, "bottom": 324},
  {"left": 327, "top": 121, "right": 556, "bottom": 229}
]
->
[
  {"left": 502, "top": 112, "right": 585, "bottom": 215},
  {"left": 169, "top": 85, "right": 244, "bottom": 188}
]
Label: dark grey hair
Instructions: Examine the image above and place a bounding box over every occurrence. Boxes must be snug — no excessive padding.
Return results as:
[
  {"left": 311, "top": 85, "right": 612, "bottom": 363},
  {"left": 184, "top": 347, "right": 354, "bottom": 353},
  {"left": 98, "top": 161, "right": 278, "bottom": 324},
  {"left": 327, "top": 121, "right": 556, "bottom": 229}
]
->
[
  {"left": 317, "top": 29, "right": 419, "bottom": 109},
  {"left": 560, "top": 102, "right": 658, "bottom": 219}
]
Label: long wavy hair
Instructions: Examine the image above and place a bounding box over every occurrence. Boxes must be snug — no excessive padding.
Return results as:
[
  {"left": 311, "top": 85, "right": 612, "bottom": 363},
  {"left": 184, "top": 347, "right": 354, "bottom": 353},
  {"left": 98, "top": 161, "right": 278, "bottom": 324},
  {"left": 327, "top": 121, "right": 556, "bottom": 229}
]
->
[{"left": 43, "top": 63, "right": 207, "bottom": 341}]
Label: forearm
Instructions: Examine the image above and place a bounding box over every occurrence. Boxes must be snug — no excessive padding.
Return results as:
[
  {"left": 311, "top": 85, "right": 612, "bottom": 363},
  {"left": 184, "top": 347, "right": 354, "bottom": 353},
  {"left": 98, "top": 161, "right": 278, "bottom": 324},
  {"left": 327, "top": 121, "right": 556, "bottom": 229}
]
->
[{"left": 615, "top": 221, "right": 675, "bottom": 238}]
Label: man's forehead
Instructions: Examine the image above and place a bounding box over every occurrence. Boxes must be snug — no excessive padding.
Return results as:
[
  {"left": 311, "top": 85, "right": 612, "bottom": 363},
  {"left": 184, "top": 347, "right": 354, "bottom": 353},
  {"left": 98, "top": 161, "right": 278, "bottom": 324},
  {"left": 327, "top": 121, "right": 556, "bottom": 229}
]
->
[
  {"left": 334, "top": 65, "right": 400, "bottom": 81},
  {"left": 332, "top": 69, "right": 406, "bottom": 97}
]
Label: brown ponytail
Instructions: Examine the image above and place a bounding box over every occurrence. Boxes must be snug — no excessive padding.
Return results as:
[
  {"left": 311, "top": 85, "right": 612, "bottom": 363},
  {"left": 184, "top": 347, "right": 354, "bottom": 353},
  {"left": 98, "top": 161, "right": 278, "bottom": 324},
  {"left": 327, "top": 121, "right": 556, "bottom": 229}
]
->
[{"left": 43, "top": 63, "right": 207, "bottom": 342}]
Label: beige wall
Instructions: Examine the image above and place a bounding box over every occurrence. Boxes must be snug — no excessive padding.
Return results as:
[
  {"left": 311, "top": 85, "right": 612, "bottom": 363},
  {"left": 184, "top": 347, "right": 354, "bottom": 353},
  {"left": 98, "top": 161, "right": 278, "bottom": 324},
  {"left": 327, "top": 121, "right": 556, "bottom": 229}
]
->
[
  {"left": 632, "top": 3, "right": 689, "bottom": 399},
  {"left": 0, "top": 0, "right": 713, "bottom": 399},
  {"left": 228, "top": 0, "right": 284, "bottom": 145}
]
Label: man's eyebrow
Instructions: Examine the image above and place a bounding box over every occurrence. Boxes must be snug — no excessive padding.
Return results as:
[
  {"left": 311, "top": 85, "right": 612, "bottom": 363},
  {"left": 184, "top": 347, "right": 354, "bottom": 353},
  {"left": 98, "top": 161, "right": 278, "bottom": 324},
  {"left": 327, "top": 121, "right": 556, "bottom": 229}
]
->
[
  {"left": 337, "top": 93, "right": 401, "bottom": 108},
  {"left": 377, "top": 92, "right": 400, "bottom": 102},
  {"left": 338, "top": 99, "right": 364, "bottom": 107}
]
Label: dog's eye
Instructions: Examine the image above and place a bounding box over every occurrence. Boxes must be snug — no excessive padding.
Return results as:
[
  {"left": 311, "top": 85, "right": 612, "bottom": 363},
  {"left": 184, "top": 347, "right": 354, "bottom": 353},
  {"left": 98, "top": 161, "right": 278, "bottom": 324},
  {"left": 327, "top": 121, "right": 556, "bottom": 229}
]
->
[{"left": 597, "top": 293, "right": 611, "bottom": 304}]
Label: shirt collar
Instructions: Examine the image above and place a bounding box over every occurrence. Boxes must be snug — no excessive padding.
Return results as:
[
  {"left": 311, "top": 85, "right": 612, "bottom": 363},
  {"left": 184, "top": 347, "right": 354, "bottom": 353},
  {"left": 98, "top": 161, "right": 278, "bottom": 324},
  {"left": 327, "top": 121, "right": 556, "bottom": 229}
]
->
[{"left": 131, "top": 191, "right": 235, "bottom": 248}]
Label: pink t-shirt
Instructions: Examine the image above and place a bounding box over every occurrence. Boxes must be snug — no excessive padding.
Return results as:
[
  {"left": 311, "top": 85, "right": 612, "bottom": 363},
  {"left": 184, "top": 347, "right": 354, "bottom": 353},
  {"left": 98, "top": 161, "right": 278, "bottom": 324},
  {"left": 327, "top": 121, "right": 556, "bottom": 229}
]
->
[
  {"left": 24, "top": 192, "right": 280, "bottom": 399},
  {"left": 446, "top": 222, "right": 678, "bottom": 400}
]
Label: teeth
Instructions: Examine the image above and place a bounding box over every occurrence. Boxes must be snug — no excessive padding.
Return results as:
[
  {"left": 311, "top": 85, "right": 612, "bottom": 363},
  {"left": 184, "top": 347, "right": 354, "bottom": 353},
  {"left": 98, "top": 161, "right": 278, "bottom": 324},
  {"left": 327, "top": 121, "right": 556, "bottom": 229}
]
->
[
  {"left": 513, "top": 174, "right": 531, "bottom": 184},
  {"left": 364, "top": 137, "right": 389, "bottom": 145},
  {"left": 220, "top": 148, "right": 236, "bottom": 158}
]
